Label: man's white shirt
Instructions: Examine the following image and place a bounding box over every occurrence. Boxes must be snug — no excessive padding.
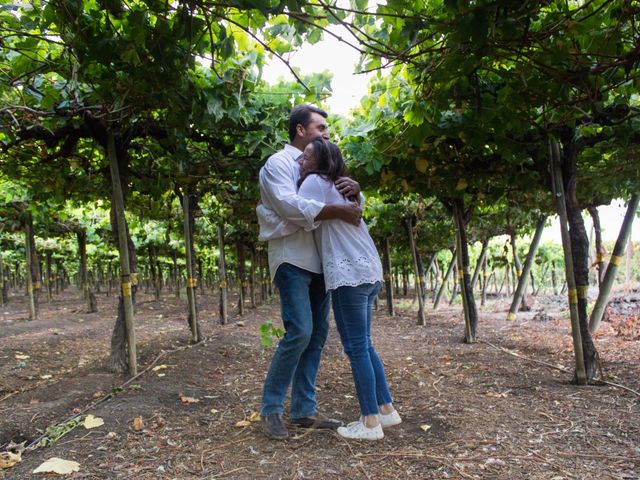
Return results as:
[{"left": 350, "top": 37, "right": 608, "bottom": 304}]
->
[{"left": 257, "top": 144, "right": 325, "bottom": 280}]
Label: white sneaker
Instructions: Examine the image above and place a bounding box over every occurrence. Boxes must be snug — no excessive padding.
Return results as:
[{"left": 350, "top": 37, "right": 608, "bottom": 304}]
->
[
  {"left": 379, "top": 410, "right": 402, "bottom": 427},
  {"left": 337, "top": 420, "right": 384, "bottom": 440}
]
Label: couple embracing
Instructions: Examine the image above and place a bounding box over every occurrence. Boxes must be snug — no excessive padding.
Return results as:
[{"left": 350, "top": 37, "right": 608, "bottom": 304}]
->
[{"left": 256, "top": 104, "right": 401, "bottom": 441}]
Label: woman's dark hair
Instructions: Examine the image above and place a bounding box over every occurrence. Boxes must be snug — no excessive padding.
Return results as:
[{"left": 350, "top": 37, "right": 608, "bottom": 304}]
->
[{"left": 298, "top": 139, "right": 347, "bottom": 189}]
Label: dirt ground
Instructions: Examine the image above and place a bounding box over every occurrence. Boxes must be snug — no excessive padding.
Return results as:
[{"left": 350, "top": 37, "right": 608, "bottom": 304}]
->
[{"left": 1, "top": 285, "right": 639, "bottom": 479}]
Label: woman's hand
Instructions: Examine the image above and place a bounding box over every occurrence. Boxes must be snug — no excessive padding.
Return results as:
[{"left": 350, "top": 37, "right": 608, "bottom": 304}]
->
[{"left": 315, "top": 202, "right": 362, "bottom": 226}]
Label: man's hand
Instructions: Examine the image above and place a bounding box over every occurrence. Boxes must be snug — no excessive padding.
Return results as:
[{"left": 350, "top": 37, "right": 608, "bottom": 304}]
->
[
  {"left": 315, "top": 202, "right": 362, "bottom": 226},
  {"left": 336, "top": 201, "right": 362, "bottom": 226},
  {"left": 335, "top": 177, "right": 361, "bottom": 198}
]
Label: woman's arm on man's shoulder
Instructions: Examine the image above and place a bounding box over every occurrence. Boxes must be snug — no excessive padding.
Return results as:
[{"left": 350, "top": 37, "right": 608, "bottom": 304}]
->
[{"left": 300, "top": 175, "right": 362, "bottom": 226}]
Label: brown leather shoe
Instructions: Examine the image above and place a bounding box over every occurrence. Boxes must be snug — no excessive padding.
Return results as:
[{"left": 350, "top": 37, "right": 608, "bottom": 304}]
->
[
  {"left": 290, "top": 414, "right": 343, "bottom": 430},
  {"left": 262, "top": 413, "right": 289, "bottom": 440}
]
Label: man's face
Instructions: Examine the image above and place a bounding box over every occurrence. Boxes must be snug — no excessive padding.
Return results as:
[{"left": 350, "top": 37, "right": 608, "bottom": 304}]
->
[{"left": 298, "top": 112, "right": 329, "bottom": 146}]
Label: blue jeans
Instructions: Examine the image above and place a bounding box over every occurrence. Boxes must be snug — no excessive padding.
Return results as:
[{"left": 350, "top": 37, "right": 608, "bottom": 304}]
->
[
  {"left": 332, "top": 281, "right": 393, "bottom": 416},
  {"left": 261, "top": 263, "right": 330, "bottom": 418}
]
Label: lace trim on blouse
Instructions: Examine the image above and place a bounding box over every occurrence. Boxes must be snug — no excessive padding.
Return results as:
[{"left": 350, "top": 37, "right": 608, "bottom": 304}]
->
[{"left": 323, "top": 255, "right": 383, "bottom": 291}]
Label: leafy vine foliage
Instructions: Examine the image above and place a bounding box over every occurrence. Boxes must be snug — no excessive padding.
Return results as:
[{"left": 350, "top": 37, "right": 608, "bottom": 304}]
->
[{"left": 1, "top": 0, "right": 640, "bottom": 380}]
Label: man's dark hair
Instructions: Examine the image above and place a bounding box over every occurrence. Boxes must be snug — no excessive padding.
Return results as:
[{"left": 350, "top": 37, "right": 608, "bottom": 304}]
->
[{"left": 288, "top": 104, "right": 328, "bottom": 142}]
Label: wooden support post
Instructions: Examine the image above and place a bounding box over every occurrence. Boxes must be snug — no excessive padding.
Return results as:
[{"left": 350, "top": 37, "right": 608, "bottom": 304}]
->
[
  {"left": 406, "top": 217, "right": 425, "bottom": 325},
  {"left": 550, "top": 138, "right": 586, "bottom": 384},
  {"left": 506, "top": 216, "right": 546, "bottom": 321},
  {"left": 182, "top": 187, "right": 200, "bottom": 342},
  {"left": 589, "top": 194, "right": 639, "bottom": 333},
  {"left": 107, "top": 131, "right": 137, "bottom": 376},
  {"left": 470, "top": 240, "right": 489, "bottom": 291},
  {"left": 24, "top": 217, "right": 37, "bottom": 320},
  {"left": 218, "top": 224, "right": 228, "bottom": 325},
  {"left": 434, "top": 250, "right": 456, "bottom": 309}
]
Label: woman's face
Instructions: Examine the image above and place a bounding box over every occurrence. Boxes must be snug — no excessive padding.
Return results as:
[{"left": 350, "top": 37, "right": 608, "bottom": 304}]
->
[{"left": 299, "top": 143, "right": 319, "bottom": 179}]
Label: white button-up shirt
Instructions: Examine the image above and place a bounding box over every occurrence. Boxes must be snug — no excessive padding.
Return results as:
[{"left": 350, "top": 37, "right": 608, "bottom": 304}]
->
[
  {"left": 298, "top": 174, "right": 383, "bottom": 292},
  {"left": 257, "top": 144, "right": 325, "bottom": 280}
]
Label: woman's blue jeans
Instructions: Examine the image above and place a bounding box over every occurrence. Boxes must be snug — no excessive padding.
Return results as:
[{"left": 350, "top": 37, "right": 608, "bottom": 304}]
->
[
  {"left": 332, "top": 281, "right": 393, "bottom": 416},
  {"left": 261, "top": 263, "right": 330, "bottom": 418}
]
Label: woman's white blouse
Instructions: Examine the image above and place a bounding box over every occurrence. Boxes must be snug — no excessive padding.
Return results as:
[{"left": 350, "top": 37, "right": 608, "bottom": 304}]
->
[{"left": 298, "top": 174, "right": 383, "bottom": 292}]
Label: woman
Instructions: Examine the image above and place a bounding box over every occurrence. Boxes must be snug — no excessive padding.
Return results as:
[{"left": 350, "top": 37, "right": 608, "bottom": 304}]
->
[{"left": 297, "top": 139, "right": 402, "bottom": 441}]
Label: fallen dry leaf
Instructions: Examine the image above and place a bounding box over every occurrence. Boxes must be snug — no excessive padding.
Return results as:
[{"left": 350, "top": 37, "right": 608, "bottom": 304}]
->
[
  {"left": 152, "top": 364, "right": 167, "bottom": 372},
  {"left": 132, "top": 417, "right": 144, "bottom": 431},
  {"left": 0, "top": 451, "right": 21, "bottom": 469},
  {"left": 33, "top": 457, "right": 80, "bottom": 475},
  {"left": 83, "top": 415, "right": 104, "bottom": 429},
  {"left": 179, "top": 394, "right": 200, "bottom": 404},
  {"left": 235, "top": 420, "right": 251, "bottom": 427},
  {"left": 14, "top": 354, "right": 30, "bottom": 360},
  {"left": 210, "top": 408, "right": 219, "bottom": 415},
  {"left": 485, "top": 391, "right": 510, "bottom": 398},
  {"left": 248, "top": 412, "right": 261, "bottom": 422}
]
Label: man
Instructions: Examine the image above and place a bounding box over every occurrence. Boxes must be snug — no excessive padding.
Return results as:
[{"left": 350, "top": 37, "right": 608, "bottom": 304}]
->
[{"left": 257, "top": 104, "right": 362, "bottom": 440}]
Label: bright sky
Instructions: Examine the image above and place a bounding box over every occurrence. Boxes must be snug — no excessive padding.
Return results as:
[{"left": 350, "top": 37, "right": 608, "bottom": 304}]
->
[
  {"left": 261, "top": 25, "right": 372, "bottom": 115},
  {"left": 262, "top": 30, "right": 640, "bottom": 243},
  {"left": 541, "top": 199, "right": 640, "bottom": 243}
]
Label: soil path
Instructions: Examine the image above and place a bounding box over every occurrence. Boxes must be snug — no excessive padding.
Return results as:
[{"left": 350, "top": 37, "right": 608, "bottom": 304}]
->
[{"left": 1, "top": 288, "right": 639, "bottom": 479}]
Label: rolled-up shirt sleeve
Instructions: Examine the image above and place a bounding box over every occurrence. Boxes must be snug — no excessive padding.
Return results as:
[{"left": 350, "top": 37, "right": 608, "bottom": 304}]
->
[
  {"left": 259, "top": 156, "right": 325, "bottom": 232},
  {"left": 256, "top": 203, "right": 299, "bottom": 241}
]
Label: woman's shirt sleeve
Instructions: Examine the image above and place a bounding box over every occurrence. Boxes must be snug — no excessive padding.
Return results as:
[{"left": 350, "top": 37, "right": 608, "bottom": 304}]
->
[{"left": 297, "top": 175, "right": 328, "bottom": 204}]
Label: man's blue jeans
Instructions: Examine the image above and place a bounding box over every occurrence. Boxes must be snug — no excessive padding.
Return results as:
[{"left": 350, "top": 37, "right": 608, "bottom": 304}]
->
[
  {"left": 331, "top": 281, "right": 393, "bottom": 416},
  {"left": 261, "top": 263, "right": 330, "bottom": 418}
]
